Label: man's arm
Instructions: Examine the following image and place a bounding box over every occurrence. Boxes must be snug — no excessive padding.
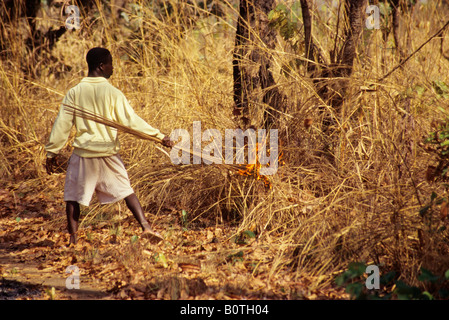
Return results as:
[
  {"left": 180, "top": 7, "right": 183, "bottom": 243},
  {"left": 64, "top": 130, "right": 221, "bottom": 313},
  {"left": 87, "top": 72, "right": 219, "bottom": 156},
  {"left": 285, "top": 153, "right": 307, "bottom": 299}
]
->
[
  {"left": 113, "top": 94, "right": 173, "bottom": 147},
  {"left": 45, "top": 94, "right": 75, "bottom": 173}
]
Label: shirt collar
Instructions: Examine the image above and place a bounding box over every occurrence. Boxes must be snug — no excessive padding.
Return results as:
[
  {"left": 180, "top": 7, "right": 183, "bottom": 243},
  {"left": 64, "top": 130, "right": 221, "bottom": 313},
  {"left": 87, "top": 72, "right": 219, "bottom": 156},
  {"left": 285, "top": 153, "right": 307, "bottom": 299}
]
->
[{"left": 81, "top": 77, "right": 109, "bottom": 83}]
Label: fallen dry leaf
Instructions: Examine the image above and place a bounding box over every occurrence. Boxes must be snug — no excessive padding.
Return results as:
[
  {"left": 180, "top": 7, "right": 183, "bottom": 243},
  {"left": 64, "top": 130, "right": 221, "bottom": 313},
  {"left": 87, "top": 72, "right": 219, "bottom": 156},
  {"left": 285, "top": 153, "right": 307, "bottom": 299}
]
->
[
  {"left": 178, "top": 262, "right": 200, "bottom": 273},
  {"left": 441, "top": 201, "right": 448, "bottom": 219}
]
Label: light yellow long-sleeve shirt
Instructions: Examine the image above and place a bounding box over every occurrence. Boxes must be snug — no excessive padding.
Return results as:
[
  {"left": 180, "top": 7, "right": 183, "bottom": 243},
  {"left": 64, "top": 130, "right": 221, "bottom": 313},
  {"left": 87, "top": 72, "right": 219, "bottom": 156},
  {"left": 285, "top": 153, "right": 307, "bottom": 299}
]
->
[{"left": 45, "top": 77, "right": 165, "bottom": 158}]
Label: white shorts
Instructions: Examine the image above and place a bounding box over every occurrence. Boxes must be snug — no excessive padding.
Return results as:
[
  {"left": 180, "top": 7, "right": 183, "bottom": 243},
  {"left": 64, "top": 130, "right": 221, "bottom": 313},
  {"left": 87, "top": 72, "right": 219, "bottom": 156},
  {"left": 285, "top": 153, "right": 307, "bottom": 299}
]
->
[{"left": 64, "top": 153, "right": 134, "bottom": 206}]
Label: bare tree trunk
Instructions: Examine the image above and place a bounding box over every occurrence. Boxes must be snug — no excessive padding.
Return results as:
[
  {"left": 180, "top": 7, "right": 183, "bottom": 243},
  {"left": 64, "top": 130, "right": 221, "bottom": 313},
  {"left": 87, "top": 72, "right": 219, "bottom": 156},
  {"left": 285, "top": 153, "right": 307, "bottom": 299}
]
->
[
  {"left": 299, "top": 0, "right": 364, "bottom": 162},
  {"left": 390, "top": 0, "right": 404, "bottom": 59},
  {"left": 336, "top": 0, "right": 365, "bottom": 78},
  {"left": 232, "top": 0, "right": 287, "bottom": 129},
  {"left": 302, "top": 0, "right": 364, "bottom": 118},
  {"left": 300, "top": 0, "right": 315, "bottom": 73},
  {"left": 383, "top": 0, "right": 418, "bottom": 61},
  {"left": 232, "top": 0, "right": 253, "bottom": 127}
]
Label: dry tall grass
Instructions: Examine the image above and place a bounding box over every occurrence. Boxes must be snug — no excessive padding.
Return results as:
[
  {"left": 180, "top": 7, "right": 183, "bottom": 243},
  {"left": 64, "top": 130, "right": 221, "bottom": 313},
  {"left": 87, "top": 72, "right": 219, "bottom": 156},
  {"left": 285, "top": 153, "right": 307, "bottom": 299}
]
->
[{"left": 1, "top": 0, "right": 449, "bottom": 296}]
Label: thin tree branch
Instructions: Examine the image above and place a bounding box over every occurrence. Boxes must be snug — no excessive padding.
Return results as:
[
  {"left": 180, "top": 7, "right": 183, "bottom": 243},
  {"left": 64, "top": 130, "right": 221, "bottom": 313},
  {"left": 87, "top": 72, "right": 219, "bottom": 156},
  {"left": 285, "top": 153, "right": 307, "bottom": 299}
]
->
[{"left": 378, "top": 19, "right": 449, "bottom": 82}]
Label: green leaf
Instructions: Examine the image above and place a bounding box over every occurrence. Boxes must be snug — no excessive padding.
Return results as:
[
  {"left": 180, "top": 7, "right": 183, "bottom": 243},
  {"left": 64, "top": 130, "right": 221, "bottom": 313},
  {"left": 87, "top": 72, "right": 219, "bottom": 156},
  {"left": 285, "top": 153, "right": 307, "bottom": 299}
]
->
[
  {"left": 233, "top": 235, "right": 247, "bottom": 245},
  {"left": 154, "top": 252, "right": 168, "bottom": 268},
  {"left": 347, "top": 262, "right": 367, "bottom": 276},
  {"left": 181, "top": 209, "right": 188, "bottom": 228},
  {"left": 431, "top": 192, "right": 438, "bottom": 201},
  {"left": 415, "top": 85, "right": 425, "bottom": 96},
  {"left": 380, "top": 271, "right": 396, "bottom": 285},
  {"left": 335, "top": 262, "right": 367, "bottom": 287},
  {"left": 421, "top": 291, "right": 433, "bottom": 300},
  {"left": 378, "top": 2, "right": 392, "bottom": 16},
  {"left": 432, "top": 80, "right": 449, "bottom": 96},
  {"left": 243, "top": 230, "right": 256, "bottom": 238},
  {"left": 268, "top": 9, "right": 276, "bottom": 21},
  {"left": 228, "top": 251, "right": 244, "bottom": 263},
  {"left": 440, "top": 140, "right": 449, "bottom": 147},
  {"left": 120, "top": 11, "right": 130, "bottom": 23},
  {"left": 394, "top": 280, "right": 422, "bottom": 300},
  {"left": 418, "top": 268, "right": 439, "bottom": 283},
  {"left": 440, "top": 130, "right": 449, "bottom": 139},
  {"left": 275, "top": 4, "right": 288, "bottom": 13},
  {"left": 131, "top": 235, "right": 138, "bottom": 243},
  {"left": 290, "top": 1, "right": 301, "bottom": 22},
  {"left": 15, "top": 217, "right": 21, "bottom": 222},
  {"left": 419, "top": 205, "right": 431, "bottom": 217},
  {"left": 159, "top": 253, "right": 168, "bottom": 268},
  {"left": 335, "top": 274, "right": 346, "bottom": 287},
  {"left": 345, "top": 283, "right": 364, "bottom": 299},
  {"left": 444, "top": 269, "right": 449, "bottom": 280}
]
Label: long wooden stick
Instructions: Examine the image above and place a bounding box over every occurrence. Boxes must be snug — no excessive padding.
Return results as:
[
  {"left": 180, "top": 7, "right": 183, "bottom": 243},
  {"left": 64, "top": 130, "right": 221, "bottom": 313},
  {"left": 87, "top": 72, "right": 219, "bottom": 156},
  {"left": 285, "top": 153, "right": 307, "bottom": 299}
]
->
[
  {"left": 63, "top": 104, "right": 162, "bottom": 143},
  {"left": 62, "top": 104, "right": 229, "bottom": 166}
]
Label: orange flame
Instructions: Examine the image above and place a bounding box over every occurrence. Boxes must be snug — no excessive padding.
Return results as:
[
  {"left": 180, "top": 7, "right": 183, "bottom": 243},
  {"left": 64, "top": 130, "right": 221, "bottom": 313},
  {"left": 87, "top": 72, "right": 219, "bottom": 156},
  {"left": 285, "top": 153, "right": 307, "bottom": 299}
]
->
[{"left": 236, "top": 143, "right": 284, "bottom": 189}]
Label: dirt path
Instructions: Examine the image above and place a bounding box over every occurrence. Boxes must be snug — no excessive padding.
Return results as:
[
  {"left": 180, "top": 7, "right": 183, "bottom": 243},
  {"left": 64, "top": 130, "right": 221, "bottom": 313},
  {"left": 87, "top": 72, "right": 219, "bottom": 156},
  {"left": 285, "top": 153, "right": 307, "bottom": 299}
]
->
[
  {"left": 0, "top": 250, "right": 109, "bottom": 300},
  {"left": 0, "top": 228, "right": 111, "bottom": 300},
  {"left": 0, "top": 183, "right": 113, "bottom": 300}
]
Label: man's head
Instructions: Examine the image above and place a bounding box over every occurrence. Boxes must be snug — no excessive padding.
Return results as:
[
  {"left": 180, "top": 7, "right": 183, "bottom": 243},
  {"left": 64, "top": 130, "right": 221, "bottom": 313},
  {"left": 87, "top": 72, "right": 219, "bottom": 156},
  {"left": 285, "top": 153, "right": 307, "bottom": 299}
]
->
[{"left": 86, "top": 47, "right": 113, "bottom": 79}]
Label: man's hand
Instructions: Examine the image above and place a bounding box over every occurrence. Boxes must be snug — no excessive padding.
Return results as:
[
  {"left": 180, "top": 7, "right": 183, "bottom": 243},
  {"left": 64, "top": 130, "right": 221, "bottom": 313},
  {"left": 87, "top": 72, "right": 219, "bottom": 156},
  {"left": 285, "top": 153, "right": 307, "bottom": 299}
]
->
[
  {"left": 161, "top": 136, "right": 174, "bottom": 148},
  {"left": 46, "top": 156, "right": 58, "bottom": 175}
]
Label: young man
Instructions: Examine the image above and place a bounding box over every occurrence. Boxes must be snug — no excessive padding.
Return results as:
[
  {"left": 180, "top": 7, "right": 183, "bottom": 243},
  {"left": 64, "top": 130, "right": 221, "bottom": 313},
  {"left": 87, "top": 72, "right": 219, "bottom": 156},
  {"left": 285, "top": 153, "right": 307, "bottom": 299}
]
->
[{"left": 45, "top": 47, "right": 173, "bottom": 245}]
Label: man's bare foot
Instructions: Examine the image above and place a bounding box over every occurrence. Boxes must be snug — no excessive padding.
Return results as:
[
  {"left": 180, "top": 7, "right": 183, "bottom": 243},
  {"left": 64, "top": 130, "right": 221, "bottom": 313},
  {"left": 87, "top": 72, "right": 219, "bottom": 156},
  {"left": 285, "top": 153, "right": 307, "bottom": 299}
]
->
[
  {"left": 67, "top": 234, "right": 77, "bottom": 247},
  {"left": 141, "top": 229, "right": 163, "bottom": 243}
]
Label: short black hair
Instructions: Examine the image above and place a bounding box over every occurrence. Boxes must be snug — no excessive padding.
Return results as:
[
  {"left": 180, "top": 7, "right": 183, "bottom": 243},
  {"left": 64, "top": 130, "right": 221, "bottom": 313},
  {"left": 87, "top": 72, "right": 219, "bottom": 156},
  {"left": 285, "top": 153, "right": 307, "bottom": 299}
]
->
[{"left": 86, "top": 47, "right": 111, "bottom": 71}]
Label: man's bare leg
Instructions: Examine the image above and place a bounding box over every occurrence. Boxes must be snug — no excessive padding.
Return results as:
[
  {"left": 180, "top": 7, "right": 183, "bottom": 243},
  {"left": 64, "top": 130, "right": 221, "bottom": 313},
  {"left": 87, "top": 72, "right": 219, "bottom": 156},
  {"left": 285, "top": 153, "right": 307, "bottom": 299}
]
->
[
  {"left": 124, "top": 193, "right": 163, "bottom": 241},
  {"left": 66, "top": 201, "right": 80, "bottom": 245}
]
